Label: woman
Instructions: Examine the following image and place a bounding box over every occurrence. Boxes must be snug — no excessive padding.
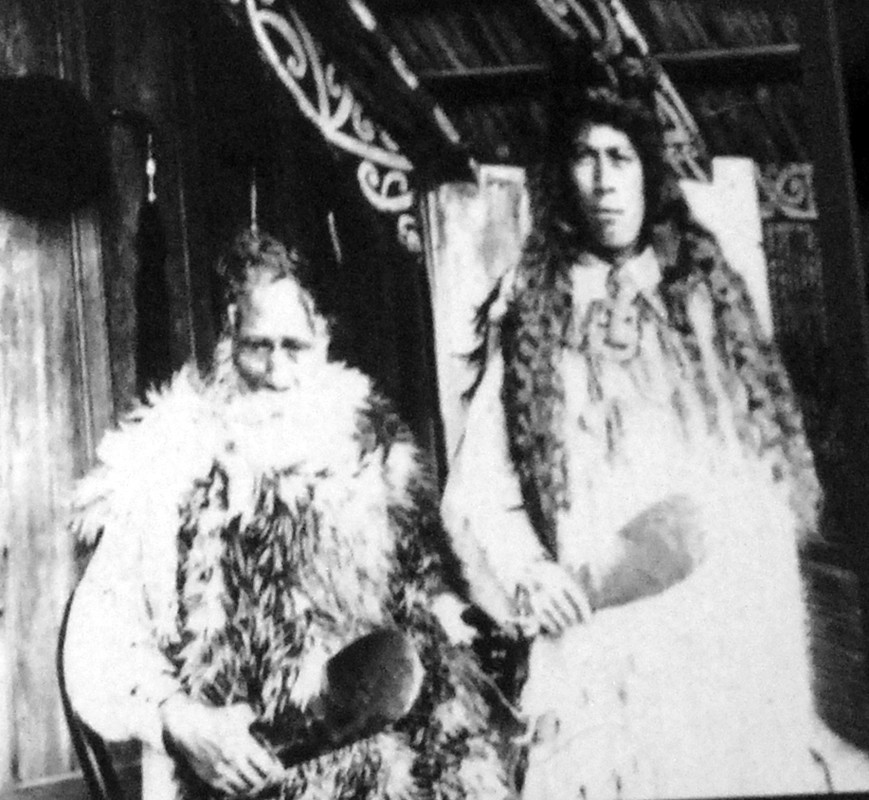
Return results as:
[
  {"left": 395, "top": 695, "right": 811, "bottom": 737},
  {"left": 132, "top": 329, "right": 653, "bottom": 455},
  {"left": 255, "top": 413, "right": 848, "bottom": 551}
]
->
[{"left": 441, "top": 48, "right": 869, "bottom": 799}]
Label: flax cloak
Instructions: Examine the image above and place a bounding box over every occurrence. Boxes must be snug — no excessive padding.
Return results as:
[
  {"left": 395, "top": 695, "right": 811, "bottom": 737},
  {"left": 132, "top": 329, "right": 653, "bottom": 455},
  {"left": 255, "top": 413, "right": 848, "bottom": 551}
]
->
[{"left": 66, "top": 341, "right": 511, "bottom": 800}]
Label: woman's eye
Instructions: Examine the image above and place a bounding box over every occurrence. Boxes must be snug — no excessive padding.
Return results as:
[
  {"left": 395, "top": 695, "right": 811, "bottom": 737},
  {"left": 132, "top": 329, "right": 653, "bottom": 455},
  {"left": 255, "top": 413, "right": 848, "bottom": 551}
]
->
[
  {"left": 241, "top": 339, "right": 272, "bottom": 356},
  {"left": 280, "top": 340, "right": 309, "bottom": 357}
]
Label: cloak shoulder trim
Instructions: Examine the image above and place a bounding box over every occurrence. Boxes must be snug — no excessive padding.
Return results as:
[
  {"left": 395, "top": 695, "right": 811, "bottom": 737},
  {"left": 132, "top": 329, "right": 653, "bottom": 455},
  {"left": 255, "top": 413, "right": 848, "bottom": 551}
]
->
[{"left": 71, "top": 365, "right": 217, "bottom": 548}]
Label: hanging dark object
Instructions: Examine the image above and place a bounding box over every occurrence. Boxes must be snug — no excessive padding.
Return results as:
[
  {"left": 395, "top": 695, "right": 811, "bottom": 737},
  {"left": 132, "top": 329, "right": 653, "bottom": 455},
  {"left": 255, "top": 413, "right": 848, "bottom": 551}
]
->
[
  {"left": 135, "top": 134, "right": 173, "bottom": 399},
  {"left": 0, "top": 74, "right": 109, "bottom": 218}
]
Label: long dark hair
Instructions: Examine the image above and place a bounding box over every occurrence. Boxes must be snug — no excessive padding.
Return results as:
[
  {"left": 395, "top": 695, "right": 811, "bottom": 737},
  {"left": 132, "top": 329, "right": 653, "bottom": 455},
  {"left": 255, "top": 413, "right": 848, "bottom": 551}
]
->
[
  {"left": 537, "top": 87, "right": 685, "bottom": 254},
  {"left": 497, "top": 74, "right": 693, "bottom": 551}
]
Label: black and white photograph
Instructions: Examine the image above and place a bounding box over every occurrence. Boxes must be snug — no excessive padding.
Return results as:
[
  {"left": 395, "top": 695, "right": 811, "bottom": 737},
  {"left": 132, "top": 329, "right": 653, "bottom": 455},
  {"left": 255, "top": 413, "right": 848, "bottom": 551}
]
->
[{"left": 3, "top": 1, "right": 869, "bottom": 799}]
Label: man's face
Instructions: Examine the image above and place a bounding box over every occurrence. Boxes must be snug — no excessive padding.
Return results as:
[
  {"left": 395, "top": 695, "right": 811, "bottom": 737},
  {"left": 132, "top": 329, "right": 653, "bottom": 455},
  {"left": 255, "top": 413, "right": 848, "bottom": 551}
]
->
[
  {"left": 231, "top": 278, "right": 324, "bottom": 392},
  {"left": 569, "top": 122, "right": 646, "bottom": 261}
]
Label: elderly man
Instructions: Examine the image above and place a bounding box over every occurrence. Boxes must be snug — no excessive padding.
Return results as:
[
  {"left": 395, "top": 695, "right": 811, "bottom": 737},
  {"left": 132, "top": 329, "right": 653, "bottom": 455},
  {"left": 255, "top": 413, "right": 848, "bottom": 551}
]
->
[{"left": 64, "top": 230, "right": 510, "bottom": 800}]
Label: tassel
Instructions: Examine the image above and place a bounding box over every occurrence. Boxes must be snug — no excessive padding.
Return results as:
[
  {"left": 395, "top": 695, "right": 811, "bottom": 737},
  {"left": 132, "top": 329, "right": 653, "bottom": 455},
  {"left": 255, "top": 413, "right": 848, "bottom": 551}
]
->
[{"left": 135, "top": 133, "right": 173, "bottom": 398}]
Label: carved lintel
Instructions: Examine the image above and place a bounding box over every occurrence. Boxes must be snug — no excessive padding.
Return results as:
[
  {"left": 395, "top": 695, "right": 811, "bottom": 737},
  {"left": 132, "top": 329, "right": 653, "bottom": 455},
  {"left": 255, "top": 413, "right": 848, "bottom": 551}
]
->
[
  {"left": 357, "top": 160, "right": 414, "bottom": 214},
  {"left": 239, "top": 0, "right": 418, "bottom": 236}
]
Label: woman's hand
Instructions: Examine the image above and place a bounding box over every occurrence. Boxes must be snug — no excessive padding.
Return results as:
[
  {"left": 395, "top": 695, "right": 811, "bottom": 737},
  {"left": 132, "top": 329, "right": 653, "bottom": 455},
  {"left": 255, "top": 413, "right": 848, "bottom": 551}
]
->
[
  {"left": 160, "top": 694, "right": 285, "bottom": 797},
  {"left": 513, "top": 560, "right": 592, "bottom": 637}
]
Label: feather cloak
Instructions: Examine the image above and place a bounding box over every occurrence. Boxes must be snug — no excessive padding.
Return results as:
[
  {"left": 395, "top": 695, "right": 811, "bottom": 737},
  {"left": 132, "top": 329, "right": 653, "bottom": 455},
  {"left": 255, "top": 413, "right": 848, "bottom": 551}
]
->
[{"left": 71, "top": 341, "right": 511, "bottom": 800}]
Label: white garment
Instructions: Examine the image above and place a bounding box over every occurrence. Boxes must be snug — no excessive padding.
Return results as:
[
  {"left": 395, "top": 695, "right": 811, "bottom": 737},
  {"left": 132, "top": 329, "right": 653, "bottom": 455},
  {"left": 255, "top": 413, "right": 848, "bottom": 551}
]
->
[{"left": 441, "top": 248, "right": 869, "bottom": 799}]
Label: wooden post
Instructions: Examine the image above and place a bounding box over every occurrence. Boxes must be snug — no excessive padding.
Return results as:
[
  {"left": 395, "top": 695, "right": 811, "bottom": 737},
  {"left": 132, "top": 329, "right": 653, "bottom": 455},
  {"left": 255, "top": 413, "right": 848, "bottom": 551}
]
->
[{"left": 797, "top": 0, "right": 869, "bottom": 670}]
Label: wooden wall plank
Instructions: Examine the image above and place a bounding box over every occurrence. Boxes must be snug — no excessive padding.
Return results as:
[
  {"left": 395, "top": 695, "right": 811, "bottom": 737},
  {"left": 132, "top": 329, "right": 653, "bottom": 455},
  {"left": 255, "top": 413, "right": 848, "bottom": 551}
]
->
[
  {"left": 0, "top": 211, "right": 112, "bottom": 791},
  {"left": 0, "top": 0, "right": 114, "bottom": 789},
  {"left": 0, "top": 213, "right": 83, "bottom": 782},
  {"left": 0, "top": 0, "right": 72, "bottom": 788},
  {"left": 68, "top": 208, "right": 114, "bottom": 460}
]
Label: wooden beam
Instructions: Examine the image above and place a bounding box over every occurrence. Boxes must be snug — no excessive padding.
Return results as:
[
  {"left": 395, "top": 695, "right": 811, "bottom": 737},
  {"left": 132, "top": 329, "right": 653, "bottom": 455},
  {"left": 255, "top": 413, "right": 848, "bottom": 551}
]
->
[
  {"left": 660, "top": 43, "right": 802, "bottom": 85},
  {"left": 419, "top": 63, "right": 548, "bottom": 103},
  {"left": 419, "top": 44, "right": 802, "bottom": 104},
  {"left": 367, "top": 0, "right": 519, "bottom": 9}
]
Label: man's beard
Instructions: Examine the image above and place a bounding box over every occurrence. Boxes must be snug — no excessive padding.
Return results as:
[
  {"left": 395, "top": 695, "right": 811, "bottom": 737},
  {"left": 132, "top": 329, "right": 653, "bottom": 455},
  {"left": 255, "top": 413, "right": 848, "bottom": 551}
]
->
[
  {"left": 209, "top": 342, "right": 364, "bottom": 477},
  {"left": 212, "top": 336, "right": 319, "bottom": 426},
  {"left": 226, "top": 382, "right": 299, "bottom": 422}
]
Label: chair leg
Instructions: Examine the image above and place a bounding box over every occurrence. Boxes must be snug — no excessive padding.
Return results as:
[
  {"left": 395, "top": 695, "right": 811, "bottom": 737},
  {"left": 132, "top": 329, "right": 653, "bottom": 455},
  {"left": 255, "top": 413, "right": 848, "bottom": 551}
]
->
[{"left": 57, "top": 591, "right": 125, "bottom": 800}]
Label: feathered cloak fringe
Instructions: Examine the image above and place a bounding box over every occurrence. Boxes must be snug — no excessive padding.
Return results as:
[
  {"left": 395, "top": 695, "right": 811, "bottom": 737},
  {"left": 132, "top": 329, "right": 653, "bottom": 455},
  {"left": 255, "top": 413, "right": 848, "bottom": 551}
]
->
[{"left": 72, "top": 342, "right": 511, "bottom": 800}]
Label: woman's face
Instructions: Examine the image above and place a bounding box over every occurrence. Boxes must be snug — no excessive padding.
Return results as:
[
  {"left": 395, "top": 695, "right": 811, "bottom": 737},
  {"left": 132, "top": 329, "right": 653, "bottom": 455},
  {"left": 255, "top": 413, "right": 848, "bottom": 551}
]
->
[{"left": 569, "top": 122, "right": 646, "bottom": 262}]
